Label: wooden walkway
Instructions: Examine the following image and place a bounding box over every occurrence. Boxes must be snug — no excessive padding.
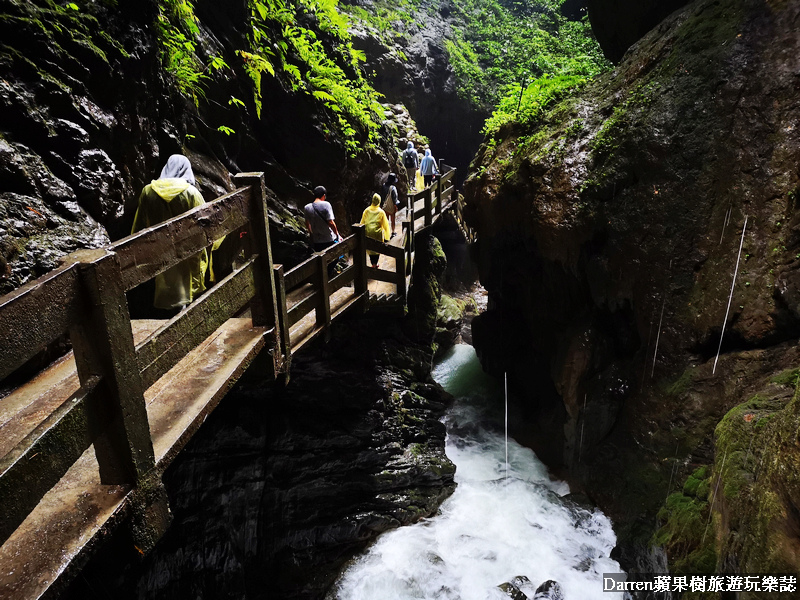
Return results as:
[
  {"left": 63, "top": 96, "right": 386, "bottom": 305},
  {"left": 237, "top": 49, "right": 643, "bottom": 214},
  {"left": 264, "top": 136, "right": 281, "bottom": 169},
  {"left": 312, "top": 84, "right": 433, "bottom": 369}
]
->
[{"left": 0, "top": 168, "right": 466, "bottom": 599}]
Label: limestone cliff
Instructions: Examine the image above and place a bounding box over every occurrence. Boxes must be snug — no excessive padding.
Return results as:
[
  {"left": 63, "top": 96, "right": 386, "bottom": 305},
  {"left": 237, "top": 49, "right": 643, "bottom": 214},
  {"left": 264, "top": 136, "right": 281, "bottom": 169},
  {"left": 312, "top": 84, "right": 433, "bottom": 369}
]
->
[{"left": 465, "top": 0, "right": 800, "bottom": 582}]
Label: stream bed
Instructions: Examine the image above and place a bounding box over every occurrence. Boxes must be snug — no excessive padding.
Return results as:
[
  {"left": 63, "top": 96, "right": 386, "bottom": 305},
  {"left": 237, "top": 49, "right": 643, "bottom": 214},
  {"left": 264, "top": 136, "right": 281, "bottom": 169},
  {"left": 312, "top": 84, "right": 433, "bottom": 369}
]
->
[{"left": 328, "top": 343, "right": 624, "bottom": 600}]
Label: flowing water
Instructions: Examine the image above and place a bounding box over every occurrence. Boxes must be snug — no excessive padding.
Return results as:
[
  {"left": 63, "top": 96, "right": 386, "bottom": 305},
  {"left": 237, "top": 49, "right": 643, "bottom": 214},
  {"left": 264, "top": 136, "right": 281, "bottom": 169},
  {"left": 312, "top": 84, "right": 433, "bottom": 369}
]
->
[{"left": 329, "top": 344, "right": 623, "bottom": 600}]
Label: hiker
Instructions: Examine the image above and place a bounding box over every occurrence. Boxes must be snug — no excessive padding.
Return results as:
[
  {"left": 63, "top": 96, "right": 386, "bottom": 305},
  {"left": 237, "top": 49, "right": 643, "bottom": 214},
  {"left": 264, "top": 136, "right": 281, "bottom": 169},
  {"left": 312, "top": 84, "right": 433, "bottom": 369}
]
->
[
  {"left": 131, "top": 154, "right": 212, "bottom": 314},
  {"left": 381, "top": 173, "right": 400, "bottom": 237},
  {"left": 420, "top": 148, "right": 439, "bottom": 187},
  {"left": 360, "top": 193, "right": 392, "bottom": 268},
  {"left": 303, "top": 185, "right": 342, "bottom": 276},
  {"left": 402, "top": 142, "right": 419, "bottom": 190}
]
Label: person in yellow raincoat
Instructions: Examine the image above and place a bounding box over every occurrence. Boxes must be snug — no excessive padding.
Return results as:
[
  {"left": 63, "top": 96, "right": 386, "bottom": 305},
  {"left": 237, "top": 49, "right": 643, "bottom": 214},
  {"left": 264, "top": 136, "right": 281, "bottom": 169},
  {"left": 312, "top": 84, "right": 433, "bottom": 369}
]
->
[
  {"left": 360, "top": 193, "right": 392, "bottom": 268},
  {"left": 131, "top": 154, "right": 217, "bottom": 312}
]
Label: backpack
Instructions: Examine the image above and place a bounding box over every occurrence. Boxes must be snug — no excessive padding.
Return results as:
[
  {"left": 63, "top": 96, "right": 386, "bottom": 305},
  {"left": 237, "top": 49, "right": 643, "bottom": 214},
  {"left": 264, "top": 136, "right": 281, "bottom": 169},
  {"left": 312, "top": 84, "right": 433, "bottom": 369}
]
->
[{"left": 403, "top": 148, "right": 416, "bottom": 168}]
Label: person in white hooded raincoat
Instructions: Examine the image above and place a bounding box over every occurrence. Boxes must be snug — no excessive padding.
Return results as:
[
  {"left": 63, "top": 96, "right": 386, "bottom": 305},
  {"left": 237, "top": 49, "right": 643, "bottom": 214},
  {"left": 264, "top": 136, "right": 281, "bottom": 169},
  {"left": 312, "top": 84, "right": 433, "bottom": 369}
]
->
[{"left": 131, "top": 154, "right": 212, "bottom": 311}]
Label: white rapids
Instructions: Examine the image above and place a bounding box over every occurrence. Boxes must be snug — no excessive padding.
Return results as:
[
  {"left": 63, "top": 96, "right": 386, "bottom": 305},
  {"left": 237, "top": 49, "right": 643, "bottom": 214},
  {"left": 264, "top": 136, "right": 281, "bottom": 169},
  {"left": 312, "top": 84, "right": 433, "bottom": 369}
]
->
[{"left": 328, "top": 344, "right": 624, "bottom": 600}]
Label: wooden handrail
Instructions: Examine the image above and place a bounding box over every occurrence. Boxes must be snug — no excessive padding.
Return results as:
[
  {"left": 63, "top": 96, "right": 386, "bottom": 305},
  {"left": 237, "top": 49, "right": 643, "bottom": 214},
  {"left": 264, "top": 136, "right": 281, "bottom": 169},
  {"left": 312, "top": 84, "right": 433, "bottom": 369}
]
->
[
  {"left": 112, "top": 187, "right": 252, "bottom": 291},
  {"left": 0, "top": 174, "right": 278, "bottom": 551}
]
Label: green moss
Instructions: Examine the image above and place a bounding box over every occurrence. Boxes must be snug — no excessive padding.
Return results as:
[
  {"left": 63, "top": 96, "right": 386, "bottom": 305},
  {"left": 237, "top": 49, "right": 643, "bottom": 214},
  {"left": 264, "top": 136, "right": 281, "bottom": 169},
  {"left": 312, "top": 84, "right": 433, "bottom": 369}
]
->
[
  {"left": 437, "top": 294, "right": 466, "bottom": 324},
  {"left": 769, "top": 367, "right": 800, "bottom": 387},
  {"left": 682, "top": 465, "right": 709, "bottom": 497},
  {"left": 652, "top": 488, "right": 717, "bottom": 574},
  {"left": 660, "top": 366, "right": 696, "bottom": 397}
]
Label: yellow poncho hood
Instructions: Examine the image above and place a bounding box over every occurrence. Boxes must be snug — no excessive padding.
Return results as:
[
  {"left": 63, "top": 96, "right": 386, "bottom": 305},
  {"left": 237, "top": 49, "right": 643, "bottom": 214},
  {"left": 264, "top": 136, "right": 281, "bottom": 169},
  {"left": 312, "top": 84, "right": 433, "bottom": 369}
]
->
[{"left": 150, "top": 178, "right": 192, "bottom": 202}]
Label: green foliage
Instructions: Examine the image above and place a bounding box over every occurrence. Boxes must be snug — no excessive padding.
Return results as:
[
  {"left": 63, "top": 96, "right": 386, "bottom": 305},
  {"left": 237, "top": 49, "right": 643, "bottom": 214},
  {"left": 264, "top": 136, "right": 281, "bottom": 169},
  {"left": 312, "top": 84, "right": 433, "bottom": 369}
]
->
[
  {"left": 341, "top": 0, "right": 421, "bottom": 39},
  {"left": 446, "top": 0, "right": 609, "bottom": 116},
  {"left": 239, "top": 0, "right": 385, "bottom": 155},
  {"left": 156, "top": 0, "right": 207, "bottom": 105},
  {"left": 153, "top": 0, "right": 385, "bottom": 154},
  {"left": 483, "top": 75, "right": 585, "bottom": 135}
]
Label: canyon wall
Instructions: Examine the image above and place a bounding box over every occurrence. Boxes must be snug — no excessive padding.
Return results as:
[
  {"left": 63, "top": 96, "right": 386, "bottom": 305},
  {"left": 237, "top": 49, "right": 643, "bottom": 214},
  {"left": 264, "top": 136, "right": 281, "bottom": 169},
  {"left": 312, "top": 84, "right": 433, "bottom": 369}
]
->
[{"left": 465, "top": 0, "right": 800, "bottom": 581}]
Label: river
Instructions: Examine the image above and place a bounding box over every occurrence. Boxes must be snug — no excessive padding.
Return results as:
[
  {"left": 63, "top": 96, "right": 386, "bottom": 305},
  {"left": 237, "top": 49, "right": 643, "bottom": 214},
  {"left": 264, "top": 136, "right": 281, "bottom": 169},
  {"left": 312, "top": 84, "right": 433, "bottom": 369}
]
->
[{"left": 328, "top": 343, "right": 624, "bottom": 600}]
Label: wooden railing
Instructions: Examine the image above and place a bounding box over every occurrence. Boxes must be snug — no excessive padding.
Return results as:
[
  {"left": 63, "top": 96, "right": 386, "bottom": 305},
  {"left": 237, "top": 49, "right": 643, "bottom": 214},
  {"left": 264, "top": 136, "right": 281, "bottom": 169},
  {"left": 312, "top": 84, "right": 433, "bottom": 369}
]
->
[
  {"left": 0, "top": 167, "right": 465, "bottom": 558},
  {"left": 0, "top": 172, "right": 279, "bottom": 548}
]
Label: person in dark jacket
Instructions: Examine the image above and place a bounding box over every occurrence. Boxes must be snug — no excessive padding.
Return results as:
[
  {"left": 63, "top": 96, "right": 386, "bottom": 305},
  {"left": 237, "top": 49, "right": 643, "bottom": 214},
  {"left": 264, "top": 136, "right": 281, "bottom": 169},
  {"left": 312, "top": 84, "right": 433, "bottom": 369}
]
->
[
  {"left": 381, "top": 173, "right": 400, "bottom": 237},
  {"left": 402, "top": 141, "right": 419, "bottom": 190}
]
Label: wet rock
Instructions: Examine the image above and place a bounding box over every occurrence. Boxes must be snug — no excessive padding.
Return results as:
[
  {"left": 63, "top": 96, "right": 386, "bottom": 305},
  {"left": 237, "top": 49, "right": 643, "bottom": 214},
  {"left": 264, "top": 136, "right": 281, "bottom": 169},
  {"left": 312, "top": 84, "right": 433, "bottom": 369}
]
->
[
  {"left": 511, "top": 575, "right": 538, "bottom": 598},
  {"left": 533, "top": 580, "right": 564, "bottom": 600},
  {"left": 587, "top": 0, "right": 690, "bottom": 63},
  {"left": 497, "top": 581, "right": 528, "bottom": 600}
]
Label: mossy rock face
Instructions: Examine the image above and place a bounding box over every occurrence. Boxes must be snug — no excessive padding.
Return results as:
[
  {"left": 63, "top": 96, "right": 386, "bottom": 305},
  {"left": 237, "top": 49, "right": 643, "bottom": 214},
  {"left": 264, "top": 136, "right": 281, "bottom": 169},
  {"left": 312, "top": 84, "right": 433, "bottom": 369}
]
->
[
  {"left": 652, "top": 489, "right": 716, "bottom": 575},
  {"left": 712, "top": 384, "right": 800, "bottom": 575}
]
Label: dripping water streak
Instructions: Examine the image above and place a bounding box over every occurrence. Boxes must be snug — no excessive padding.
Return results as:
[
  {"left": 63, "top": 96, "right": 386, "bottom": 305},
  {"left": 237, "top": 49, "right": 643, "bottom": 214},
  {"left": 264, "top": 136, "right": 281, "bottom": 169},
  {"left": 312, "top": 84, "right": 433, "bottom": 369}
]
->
[
  {"left": 579, "top": 394, "right": 587, "bottom": 464},
  {"left": 504, "top": 372, "right": 509, "bottom": 480},
  {"left": 719, "top": 206, "right": 731, "bottom": 245},
  {"left": 713, "top": 216, "right": 748, "bottom": 375},
  {"left": 651, "top": 297, "right": 666, "bottom": 377},
  {"left": 665, "top": 441, "right": 680, "bottom": 501},
  {"left": 702, "top": 451, "right": 727, "bottom": 544},
  {"left": 743, "top": 436, "right": 755, "bottom": 470},
  {"left": 641, "top": 314, "right": 655, "bottom": 391}
]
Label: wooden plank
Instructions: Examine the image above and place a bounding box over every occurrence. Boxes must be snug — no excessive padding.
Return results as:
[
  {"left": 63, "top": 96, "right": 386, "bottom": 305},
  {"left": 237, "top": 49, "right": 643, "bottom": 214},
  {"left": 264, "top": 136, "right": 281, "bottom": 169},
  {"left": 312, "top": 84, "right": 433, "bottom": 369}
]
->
[
  {"left": 144, "top": 319, "right": 269, "bottom": 468},
  {"left": 290, "top": 289, "right": 363, "bottom": 354},
  {"left": 330, "top": 292, "right": 366, "bottom": 322},
  {"left": 284, "top": 256, "right": 318, "bottom": 290},
  {"left": 369, "top": 267, "right": 400, "bottom": 285},
  {"left": 396, "top": 246, "right": 407, "bottom": 301},
  {"left": 424, "top": 187, "right": 433, "bottom": 228},
  {"left": 0, "top": 320, "right": 268, "bottom": 600},
  {"left": 288, "top": 292, "right": 319, "bottom": 328},
  {"left": 113, "top": 188, "right": 252, "bottom": 291},
  {"left": 0, "top": 378, "right": 103, "bottom": 545},
  {"left": 331, "top": 234, "right": 356, "bottom": 256},
  {"left": 0, "top": 261, "right": 84, "bottom": 381},
  {"left": 329, "top": 265, "right": 355, "bottom": 294},
  {"left": 0, "top": 441, "right": 131, "bottom": 600},
  {"left": 136, "top": 258, "right": 257, "bottom": 389},
  {"left": 384, "top": 243, "right": 405, "bottom": 262},
  {"left": 366, "top": 237, "right": 403, "bottom": 259}
]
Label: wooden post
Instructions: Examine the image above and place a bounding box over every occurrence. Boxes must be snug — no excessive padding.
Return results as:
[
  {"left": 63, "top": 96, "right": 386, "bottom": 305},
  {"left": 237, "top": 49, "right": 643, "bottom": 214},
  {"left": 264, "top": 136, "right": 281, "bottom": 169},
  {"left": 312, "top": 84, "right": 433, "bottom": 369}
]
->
[
  {"left": 435, "top": 179, "right": 443, "bottom": 217},
  {"left": 69, "top": 249, "right": 171, "bottom": 553},
  {"left": 352, "top": 224, "right": 368, "bottom": 311},
  {"left": 69, "top": 249, "right": 155, "bottom": 484},
  {"left": 424, "top": 186, "right": 433, "bottom": 228},
  {"left": 316, "top": 253, "right": 332, "bottom": 340},
  {"left": 234, "top": 173, "right": 278, "bottom": 331},
  {"left": 273, "top": 264, "right": 291, "bottom": 373},
  {"left": 396, "top": 241, "right": 407, "bottom": 303}
]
